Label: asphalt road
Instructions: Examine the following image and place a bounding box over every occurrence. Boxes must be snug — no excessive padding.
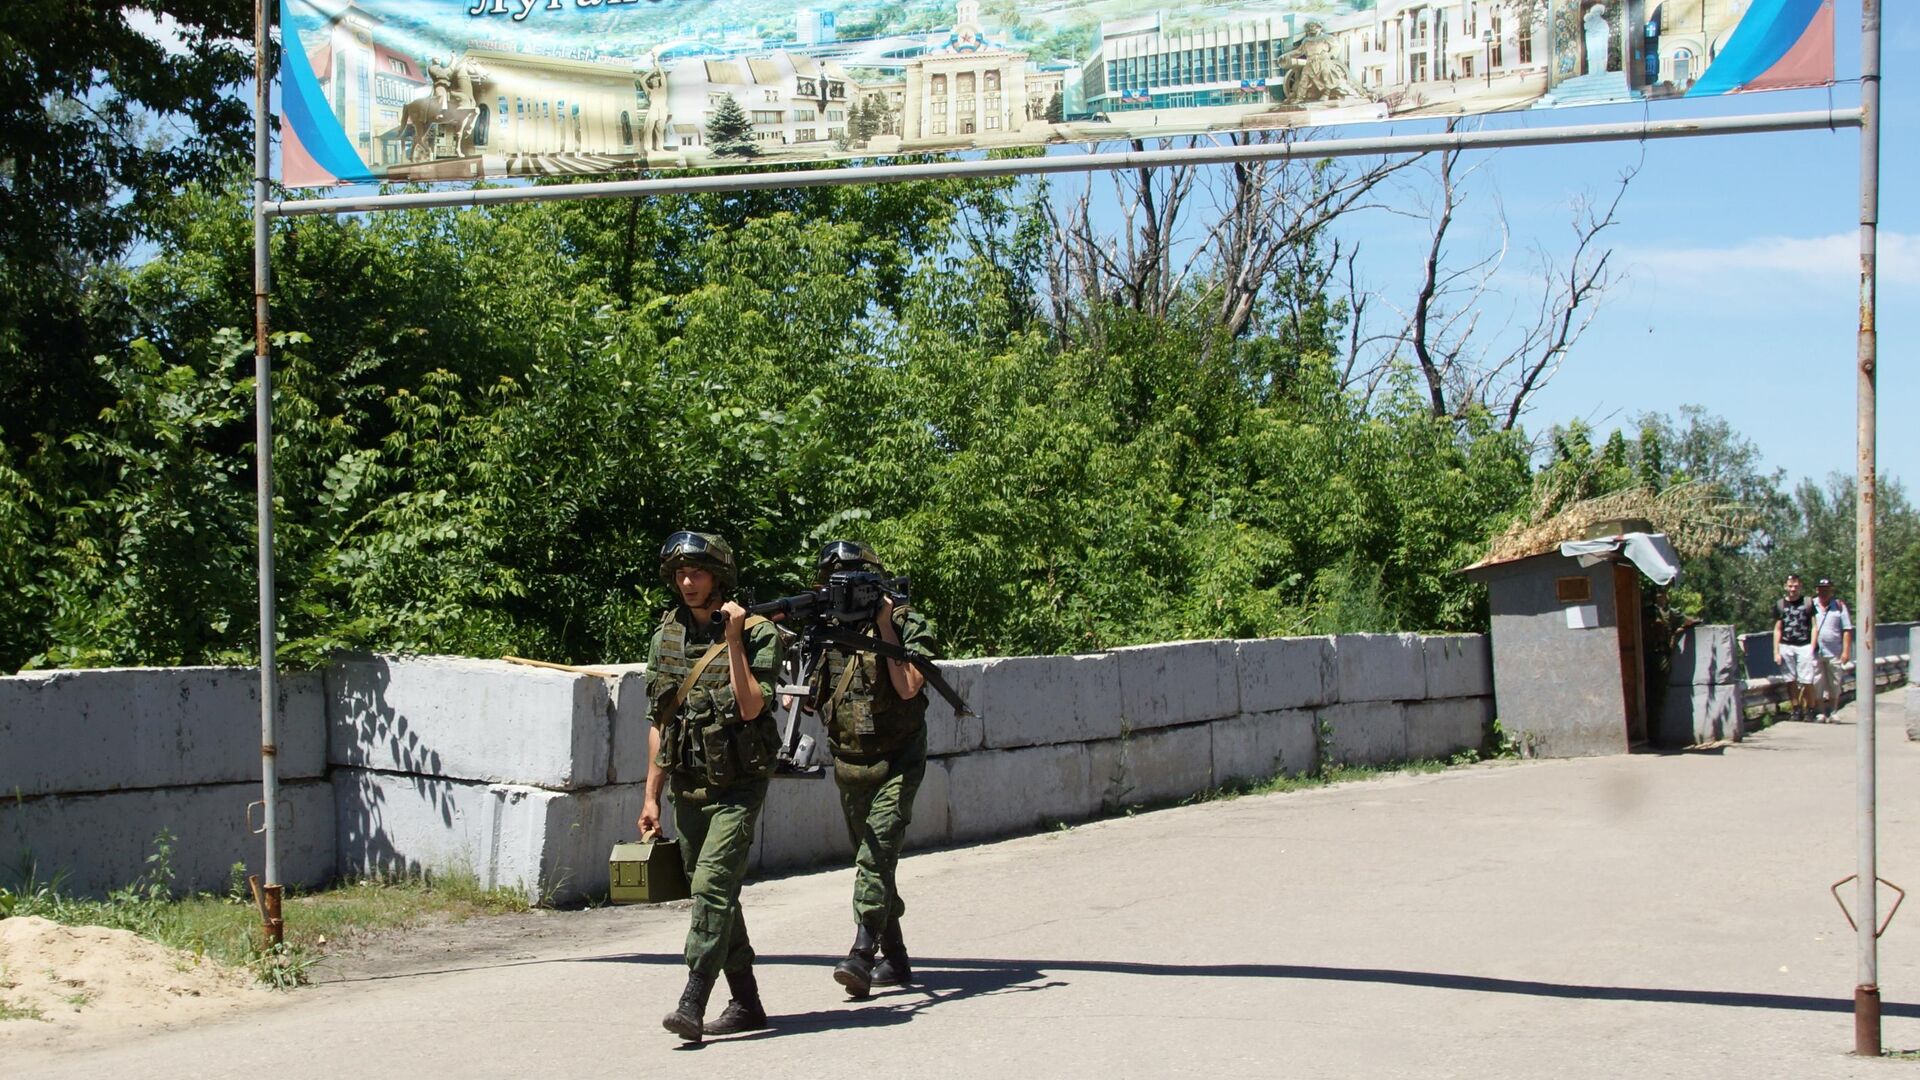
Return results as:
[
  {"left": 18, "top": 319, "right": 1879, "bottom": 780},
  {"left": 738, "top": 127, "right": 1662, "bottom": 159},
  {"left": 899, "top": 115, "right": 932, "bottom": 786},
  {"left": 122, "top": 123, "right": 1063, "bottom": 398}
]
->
[{"left": 16, "top": 689, "right": 1919, "bottom": 1079}]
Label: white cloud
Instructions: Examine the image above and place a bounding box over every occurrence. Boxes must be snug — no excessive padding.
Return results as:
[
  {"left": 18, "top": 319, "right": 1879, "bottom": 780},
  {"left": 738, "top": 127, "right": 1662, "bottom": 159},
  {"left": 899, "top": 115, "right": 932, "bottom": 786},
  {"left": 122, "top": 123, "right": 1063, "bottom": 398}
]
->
[{"left": 1625, "top": 231, "right": 1920, "bottom": 294}]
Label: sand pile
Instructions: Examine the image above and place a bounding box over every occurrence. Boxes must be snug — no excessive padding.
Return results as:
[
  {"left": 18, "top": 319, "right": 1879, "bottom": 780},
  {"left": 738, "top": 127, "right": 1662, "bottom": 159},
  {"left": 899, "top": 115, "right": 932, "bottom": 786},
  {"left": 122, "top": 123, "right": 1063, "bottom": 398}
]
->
[{"left": 0, "top": 917, "right": 262, "bottom": 1042}]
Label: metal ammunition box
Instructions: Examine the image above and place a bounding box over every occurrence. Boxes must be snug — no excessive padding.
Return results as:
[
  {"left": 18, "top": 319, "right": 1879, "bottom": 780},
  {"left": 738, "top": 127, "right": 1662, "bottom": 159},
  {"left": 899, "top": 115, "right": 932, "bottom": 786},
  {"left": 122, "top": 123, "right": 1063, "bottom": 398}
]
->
[{"left": 608, "top": 838, "right": 690, "bottom": 904}]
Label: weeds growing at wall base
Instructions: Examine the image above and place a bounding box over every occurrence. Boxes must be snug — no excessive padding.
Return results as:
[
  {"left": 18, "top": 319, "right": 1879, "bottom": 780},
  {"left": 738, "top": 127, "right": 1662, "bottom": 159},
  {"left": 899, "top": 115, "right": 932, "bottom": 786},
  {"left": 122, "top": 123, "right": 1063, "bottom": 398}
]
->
[{"left": 0, "top": 834, "right": 531, "bottom": 989}]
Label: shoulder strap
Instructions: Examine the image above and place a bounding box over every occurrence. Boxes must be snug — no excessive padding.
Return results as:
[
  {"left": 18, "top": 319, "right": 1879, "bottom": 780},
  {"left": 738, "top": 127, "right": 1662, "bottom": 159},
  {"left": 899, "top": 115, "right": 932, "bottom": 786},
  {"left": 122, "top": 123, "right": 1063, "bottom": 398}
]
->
[
  {"left": 663, "top": 615, "right": 773, "bottom": 721},
  {"left": 826, "top": 651, "right": 863, "bottom": 714}
]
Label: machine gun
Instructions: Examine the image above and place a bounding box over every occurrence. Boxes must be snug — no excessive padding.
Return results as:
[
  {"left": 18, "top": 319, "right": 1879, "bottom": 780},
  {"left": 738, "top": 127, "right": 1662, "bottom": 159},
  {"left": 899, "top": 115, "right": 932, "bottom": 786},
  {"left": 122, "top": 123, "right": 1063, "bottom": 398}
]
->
[{"left": 741, "top": 572, "right": 973, "bottom": 776}]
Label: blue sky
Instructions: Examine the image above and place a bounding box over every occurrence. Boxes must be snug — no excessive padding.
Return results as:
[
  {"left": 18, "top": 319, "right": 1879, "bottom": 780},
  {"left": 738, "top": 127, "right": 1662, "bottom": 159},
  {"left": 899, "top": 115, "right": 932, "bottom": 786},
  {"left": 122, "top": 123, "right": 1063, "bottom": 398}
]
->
[{"left": 1326, "top": 3, "right": 1915, "bottom": 492}]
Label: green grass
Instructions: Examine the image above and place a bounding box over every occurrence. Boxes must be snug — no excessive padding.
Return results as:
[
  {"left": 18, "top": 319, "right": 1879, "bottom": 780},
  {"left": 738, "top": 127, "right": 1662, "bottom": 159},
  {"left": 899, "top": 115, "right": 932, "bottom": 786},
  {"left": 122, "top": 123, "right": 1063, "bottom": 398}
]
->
[
  {"left": 2, "top": 838, "right": 532, "bottom": 988},
  {"left": 0, "top": 997, "right": 44, "bottom": 1022}
]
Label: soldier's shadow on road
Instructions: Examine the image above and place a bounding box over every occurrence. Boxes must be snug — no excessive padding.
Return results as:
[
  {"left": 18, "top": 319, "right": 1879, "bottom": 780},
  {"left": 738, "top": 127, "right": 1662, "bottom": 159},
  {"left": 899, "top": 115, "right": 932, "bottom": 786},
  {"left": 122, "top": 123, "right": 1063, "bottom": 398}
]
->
[{"left": 578, "top": 952, "right": 1064, "bottom": 1039}]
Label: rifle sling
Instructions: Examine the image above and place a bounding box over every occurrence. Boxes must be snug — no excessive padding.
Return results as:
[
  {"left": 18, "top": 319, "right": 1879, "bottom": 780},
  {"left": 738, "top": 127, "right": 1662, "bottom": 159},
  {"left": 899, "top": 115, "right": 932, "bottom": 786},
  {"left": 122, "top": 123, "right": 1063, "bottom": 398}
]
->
[
  {"left": 665, "top": 614, "right": 771, "bottom": 723},
  {"left": 812, "top": 626, "right": 973, "bottom": 716}
]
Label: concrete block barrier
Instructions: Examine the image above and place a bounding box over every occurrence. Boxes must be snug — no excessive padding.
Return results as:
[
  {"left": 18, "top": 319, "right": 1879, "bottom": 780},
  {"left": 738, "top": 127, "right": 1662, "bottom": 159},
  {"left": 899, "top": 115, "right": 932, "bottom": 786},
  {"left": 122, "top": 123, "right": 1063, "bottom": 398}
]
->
[
  {"left": 606, "top": 670, "right": 652, "bottom": 785},
  {"left": 1422, "top": 635, "right": 1492, "bottom": 700},
  {"left": 1236, "top": 637, "right": 1336, "bottom": 713},
  {"left": 1322, "top": 701, "right": 1408, "bottom": 767},
  {"left": 0, "top": 779, "right": 334, "bottom": 897},
  {"left": 945, "top": 744, "right": 1095, "bottom": 842},
  {"left": 1656, "top": 683, "right": 1743, "bottom": 747},
  {"left": 1211, "top": 709, "right": 1318, "bottom": 787},
  {"left": 329, "top": 656, "right": 611, "bottom": 790},
  {"left": 1404, "top": 698, "right": 1491, "bottom": 761},
  {"left": 332, "top": 768, "right": 641, "bottom": 904},
  {"left": 0, "top": 667, "right": 325, "bottom": 797},
  {"left": 1088, "top": 725, "right": 1213, "bottom": 807},
  {"left": 921, "top": 658, "right": 992, "bottom": 757},
  {"left": 1112, "top": 640, "right": 1240, "bottom": 732},
  {"left": 759, "top": 774, "right": 849, "bottom": 873},
  {"left": 974, "top": 653, "right": 1122, "bottom": 750},
  {"left": 1669, "top": 626, "right": 1738, "bottom": 687},
  {"left": 1335, "top": 633, "right": 1426, "bottom": 704},
  {"left": 759, "top": 761, "right": 950, "bottom": 873}
]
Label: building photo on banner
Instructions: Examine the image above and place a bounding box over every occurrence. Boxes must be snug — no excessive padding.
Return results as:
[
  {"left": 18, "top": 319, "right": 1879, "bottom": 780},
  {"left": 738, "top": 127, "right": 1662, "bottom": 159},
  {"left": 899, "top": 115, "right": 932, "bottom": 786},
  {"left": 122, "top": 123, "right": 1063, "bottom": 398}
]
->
[{"left": 279, "top": 0, "right": 1836, "bottom": 186}]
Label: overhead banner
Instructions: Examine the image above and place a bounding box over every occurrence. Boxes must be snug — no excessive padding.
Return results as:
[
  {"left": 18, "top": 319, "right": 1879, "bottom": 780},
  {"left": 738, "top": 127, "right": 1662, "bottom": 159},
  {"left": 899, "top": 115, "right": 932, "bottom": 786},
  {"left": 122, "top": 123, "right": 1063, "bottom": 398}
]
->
[{"left": 279, "top": 0, "right": 1834, "bottom": 187}]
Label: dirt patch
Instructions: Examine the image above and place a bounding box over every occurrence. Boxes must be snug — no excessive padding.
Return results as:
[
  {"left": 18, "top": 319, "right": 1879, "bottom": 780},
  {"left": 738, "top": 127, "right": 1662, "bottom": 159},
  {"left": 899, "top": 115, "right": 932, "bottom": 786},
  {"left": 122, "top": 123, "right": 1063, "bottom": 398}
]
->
[
  {"left": 0, "top": 917, "right": 264, "bottom": 1047},
  {"left": 308, "top": 902, "right": 675, "bottom": 984}
]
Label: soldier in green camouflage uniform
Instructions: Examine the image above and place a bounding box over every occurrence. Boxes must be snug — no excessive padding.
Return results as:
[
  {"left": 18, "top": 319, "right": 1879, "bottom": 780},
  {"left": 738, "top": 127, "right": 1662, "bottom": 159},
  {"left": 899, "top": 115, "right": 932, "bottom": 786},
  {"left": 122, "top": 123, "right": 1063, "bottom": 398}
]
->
[
  {"left": 804, "top": 540, "right": 938, "bottom": 998},
  {"left": 638, "top": 531, "right": 783, "bottom": 1043}
]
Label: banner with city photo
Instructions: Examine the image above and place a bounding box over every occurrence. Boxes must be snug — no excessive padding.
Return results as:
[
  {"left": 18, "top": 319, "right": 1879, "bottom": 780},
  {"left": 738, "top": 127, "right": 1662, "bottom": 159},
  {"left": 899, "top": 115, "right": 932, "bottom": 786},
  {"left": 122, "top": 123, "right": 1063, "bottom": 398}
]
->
[{"left": 279, "top": 0, "right": 1835, "bottom": 187}]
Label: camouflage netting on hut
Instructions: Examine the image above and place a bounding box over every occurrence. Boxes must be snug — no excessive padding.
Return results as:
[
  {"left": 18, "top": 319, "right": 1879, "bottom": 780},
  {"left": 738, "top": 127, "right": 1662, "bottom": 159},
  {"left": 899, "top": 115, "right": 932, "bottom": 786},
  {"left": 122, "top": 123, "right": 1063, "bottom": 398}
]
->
[{"left": 1480, "top": 481, "right": 1757, "bottom": 566}]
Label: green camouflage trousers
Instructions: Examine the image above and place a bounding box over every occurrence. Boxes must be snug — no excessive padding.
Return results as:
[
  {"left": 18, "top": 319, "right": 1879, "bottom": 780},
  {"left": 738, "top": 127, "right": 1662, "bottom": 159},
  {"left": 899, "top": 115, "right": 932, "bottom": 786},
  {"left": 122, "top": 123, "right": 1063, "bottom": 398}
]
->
[
  {"left": 833, "top": 724, "right": 927, "bottom": 932},
  {"left": 671, "top": 775, "right": 769, "bottom": 977}
]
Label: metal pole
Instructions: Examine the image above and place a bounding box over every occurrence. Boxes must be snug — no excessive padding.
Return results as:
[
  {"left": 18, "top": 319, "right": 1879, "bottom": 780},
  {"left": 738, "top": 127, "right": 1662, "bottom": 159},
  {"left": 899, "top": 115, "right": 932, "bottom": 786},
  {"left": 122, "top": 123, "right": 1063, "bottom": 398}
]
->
[
  {"left": 263, "top": 108, "right": 1862, "bottom": 218},
  {"left": 252, "top": 0, "right": 284, "bottom": 943},
  {"left": 1853, "top": 0, "right": 1882, "bottom": 1057}
]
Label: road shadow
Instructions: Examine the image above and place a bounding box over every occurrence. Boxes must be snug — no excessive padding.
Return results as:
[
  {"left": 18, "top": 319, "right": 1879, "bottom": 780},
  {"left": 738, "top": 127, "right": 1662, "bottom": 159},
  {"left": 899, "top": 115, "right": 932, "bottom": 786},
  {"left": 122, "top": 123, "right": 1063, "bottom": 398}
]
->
[
  {"left": 338, "top": 949, "right": 1920, "bottom": 1022},
  {"left": 576, "top": 952, "right": 1065, "bottom": 1039}
]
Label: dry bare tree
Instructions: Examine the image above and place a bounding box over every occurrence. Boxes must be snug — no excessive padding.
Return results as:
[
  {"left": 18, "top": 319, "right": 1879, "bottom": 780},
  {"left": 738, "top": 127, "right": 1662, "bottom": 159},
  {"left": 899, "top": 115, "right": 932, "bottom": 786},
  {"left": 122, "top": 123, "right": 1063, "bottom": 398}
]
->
[
  {"left": 1353, "top": 126, "right": 1641, "bottom": 428},
  {"left": 1038, "top": 132, "right": 1421, "bottom": 347}
]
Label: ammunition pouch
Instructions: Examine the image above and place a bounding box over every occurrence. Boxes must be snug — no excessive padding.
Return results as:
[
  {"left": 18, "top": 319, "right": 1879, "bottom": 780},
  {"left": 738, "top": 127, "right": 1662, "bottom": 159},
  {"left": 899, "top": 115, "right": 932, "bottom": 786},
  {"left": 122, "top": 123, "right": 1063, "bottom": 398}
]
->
[{"left": 699, "top": 711, "right": 780, "bottom": 788}]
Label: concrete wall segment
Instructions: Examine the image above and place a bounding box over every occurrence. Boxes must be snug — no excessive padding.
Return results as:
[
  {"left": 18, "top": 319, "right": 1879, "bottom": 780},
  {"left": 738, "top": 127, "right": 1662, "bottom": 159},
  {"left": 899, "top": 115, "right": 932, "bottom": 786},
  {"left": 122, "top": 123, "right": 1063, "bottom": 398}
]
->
[
  {"left": 1404, "top": 698, "right": 1492, "bottom": 762},
  {"left": 1211, "top": 709, "right": 1318, "bottom": 788},
  {"left": 1335, "top": 633, "right": 1427, "bottom": 703},
  {"left": 944, "top": 743, "right": 1094, "bottom": 843},
  {"left": 1321, "top": 701, "right": 1408, "bottom": 767},
  {"left": 1087, "top": 725, "right": 1213, "bottom": 808},
  {"left": 0, "top": 779, "right": 333, "bottom": 898},
  {"left": 921, "top": 658, "right": 991, "bottom": 757},
  {"left": 974, "top": 653, "right": 1123, "bottom": 750},
  {"left": 1236, "top": 636, "right": 1337, "bottom": 712},
  {"left": 1422, "top": 635, "right": 1493, "bottom": 700},
  {"left": 328, "top": 655, "right": 610, "bottom": 789},
  {"left": 0, "top": 666, "right": 326, "bottom": 797},
  {"left": 1111, "top": 640, "right": 1240, "bottom": 732}
]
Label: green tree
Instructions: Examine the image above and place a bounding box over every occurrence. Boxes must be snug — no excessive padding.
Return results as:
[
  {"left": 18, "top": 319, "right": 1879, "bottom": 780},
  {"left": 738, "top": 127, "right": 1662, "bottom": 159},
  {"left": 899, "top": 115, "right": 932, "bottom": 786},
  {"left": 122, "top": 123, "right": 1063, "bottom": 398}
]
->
[
  {"left": 0, "top": 1, "right": 252, "bottom": 456},
  {"left": 705, "top": 95, "right": 760, "bottom": 158},
  {"left": 1044, "top": 89, "right": 1064, "bottom": 124}
]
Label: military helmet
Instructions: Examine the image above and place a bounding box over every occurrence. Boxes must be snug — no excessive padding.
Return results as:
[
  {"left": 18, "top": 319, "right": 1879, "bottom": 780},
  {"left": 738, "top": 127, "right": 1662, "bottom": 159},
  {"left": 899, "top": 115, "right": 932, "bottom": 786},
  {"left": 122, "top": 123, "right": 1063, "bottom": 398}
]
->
[
  {"left": 816, "top": 539, "right": 883, "bottom": 580},
  {"left": 660, "top": 530, "right": 737, "bottom": 596}
]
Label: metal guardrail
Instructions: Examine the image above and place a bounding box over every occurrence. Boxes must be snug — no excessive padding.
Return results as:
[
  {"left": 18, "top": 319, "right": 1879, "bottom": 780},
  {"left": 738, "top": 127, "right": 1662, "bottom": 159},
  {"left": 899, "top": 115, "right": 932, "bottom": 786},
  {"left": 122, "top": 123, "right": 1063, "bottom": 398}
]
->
[
  {"left": 1739, "top": 653, "right": 1910, "bottom": 714},
  {"left": 1741, "top": 622, "right": 1917, "bottom": 681}
]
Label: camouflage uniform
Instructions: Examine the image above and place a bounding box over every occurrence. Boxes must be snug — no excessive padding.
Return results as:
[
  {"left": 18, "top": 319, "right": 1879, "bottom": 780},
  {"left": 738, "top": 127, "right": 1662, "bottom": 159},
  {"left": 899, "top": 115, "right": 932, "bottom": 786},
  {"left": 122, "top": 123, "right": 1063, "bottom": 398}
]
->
[
  {"left": 645, "top": 606, "right": 782, "bottom": 979},
  {"left": 814, "top": 605, "right": 938, "bottom": 993}
]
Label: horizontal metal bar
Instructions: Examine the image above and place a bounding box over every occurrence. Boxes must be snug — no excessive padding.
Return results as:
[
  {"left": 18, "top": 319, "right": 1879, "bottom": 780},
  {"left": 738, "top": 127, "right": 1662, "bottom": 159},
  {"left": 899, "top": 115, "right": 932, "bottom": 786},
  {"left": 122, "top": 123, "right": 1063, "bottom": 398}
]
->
[{"left": 266, "top": 107, "right": 1862, "bottom": 218}]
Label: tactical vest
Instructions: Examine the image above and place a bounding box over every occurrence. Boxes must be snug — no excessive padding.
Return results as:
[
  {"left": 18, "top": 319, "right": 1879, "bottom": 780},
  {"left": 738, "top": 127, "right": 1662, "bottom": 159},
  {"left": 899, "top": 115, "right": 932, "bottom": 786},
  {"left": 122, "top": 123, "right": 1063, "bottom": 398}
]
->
[
  {"left": 649, "top": 610, "right": 779, "bottom": 788},
  {"left": 816, "top": 612, "right": 929, "bottom": 762}
]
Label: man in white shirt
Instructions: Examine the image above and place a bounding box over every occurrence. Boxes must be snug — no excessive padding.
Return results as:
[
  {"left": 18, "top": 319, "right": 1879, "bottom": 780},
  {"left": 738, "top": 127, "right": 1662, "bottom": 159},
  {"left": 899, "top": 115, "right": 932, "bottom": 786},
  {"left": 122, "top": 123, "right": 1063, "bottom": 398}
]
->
[{"left": 1811, "top": 577, "right": 1853, "bottom": 723}]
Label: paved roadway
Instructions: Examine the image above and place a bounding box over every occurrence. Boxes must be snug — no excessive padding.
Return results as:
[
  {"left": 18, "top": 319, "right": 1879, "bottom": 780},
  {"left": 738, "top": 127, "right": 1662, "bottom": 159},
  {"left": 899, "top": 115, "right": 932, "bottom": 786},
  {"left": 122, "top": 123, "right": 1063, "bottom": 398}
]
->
[{"left": 16, "top": 690, "right": 1920, "bottom": 1078}]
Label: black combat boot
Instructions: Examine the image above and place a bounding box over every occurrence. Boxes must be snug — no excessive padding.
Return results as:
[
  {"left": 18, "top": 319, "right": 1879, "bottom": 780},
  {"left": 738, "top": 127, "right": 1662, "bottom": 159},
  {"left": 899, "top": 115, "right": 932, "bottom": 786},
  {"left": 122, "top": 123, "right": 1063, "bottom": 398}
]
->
[
  {"left": 661, "top": 970, "right": 716, "bottom": 1043},
  {"left": 832, "top": 925, "right": 878, "bottom": 999},
  {"left": 704, "top": 966, "right": 769, "bottom": 1035},
  {"left": 870, "top": 917, "right": 912, "bottom": 987}
]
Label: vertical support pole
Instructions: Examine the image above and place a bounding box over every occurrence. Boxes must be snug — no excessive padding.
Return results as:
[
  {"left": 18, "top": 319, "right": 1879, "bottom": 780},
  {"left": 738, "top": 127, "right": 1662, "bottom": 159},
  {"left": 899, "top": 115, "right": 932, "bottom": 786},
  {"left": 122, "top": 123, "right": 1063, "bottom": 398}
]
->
[
  {"left": 1853, "top": 0, "right": 1881, "bottom": 1058},
  {"left": 253, "top": 0, "right": 283, "bottom": 938}
]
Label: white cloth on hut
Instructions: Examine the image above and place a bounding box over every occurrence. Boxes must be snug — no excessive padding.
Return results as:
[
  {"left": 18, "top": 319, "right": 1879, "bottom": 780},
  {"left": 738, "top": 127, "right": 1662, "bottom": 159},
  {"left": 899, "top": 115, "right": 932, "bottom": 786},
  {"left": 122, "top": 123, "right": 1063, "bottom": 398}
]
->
[{"left": 1558, "top": 532, "right": 1681, "bottom": 585}]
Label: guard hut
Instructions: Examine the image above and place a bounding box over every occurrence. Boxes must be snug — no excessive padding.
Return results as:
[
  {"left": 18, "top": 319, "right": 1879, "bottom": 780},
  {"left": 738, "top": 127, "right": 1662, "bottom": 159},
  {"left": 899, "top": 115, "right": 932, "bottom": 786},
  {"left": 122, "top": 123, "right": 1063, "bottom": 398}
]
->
[{"left": 1462, "top": 527, "right": 1687, "bottom": 757}]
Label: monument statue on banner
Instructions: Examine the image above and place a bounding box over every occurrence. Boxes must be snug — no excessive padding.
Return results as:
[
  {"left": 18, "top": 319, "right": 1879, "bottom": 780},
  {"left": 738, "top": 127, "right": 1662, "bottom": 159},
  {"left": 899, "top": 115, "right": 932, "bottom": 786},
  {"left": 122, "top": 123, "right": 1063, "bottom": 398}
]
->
[
  {"left": 1280, "top": 22, "right": 1368, "bottom": 105},
  {"left": 1584, "top": 4, "right": 1610, "bottom": 75},
  {"left": 639, "top": 66, "right": 671, "bottom": 153},
  {"left": 399, "top": 54, "right": 490, "bottom": 164},
  {"left": 1261, "top": 21, "right": 1384, "bottom": 127}
]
